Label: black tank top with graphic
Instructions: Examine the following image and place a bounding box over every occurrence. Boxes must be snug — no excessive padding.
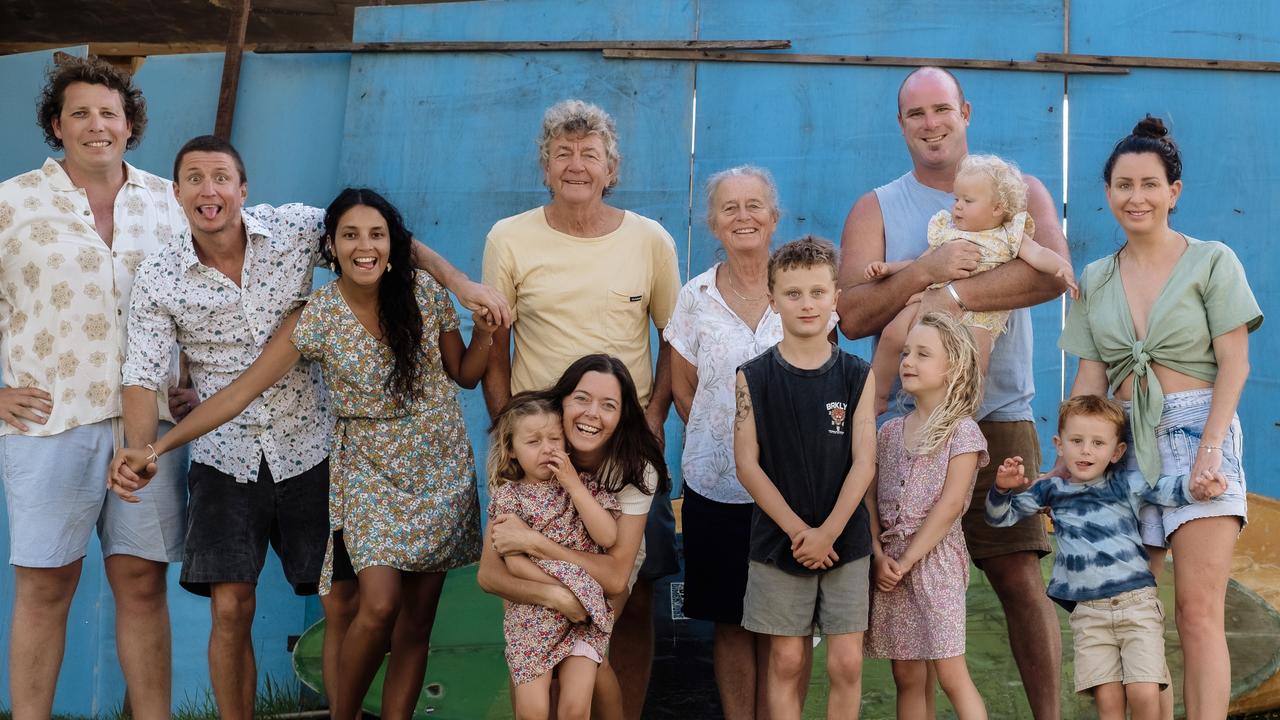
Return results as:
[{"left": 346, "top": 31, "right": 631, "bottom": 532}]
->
[{"left": 740, "top": 344, "right": 872, "bottom": 575}]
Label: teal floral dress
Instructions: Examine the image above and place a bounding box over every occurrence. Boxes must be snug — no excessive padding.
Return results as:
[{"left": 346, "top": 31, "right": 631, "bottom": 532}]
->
[{"left": 292, "top": 270, "right": 482, "bottom": 592}]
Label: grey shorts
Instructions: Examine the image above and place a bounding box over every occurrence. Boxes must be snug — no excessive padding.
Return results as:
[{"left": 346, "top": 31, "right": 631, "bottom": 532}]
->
[
  {"left": 2, "top": 419, "right": 187, "bottom": 568},
  {"left": 1122, "top": 389, "right": 1248, "bottom": 548},
  {"left": 1070, "top": 586, "right": 1170, "bottom": 693},
  {"left": 741, "top": 556, "right": 870, "bottom": 637}
]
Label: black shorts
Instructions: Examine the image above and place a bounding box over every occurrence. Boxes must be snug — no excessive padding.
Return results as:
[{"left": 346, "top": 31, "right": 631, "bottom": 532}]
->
[
  {"left": 180, "top": 457, "right": 330, "bottom": 597},
  {"left": 680, "top": 485, "right": 753, "bottom": 625},
  {"left": 637, "top": 488, "right": 681, "bottom": 582}
]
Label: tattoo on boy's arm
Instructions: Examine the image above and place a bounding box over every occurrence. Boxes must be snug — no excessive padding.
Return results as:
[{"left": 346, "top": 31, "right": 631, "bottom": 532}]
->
[{"left": 735, "top": 383, "right": 751, "bottom": 430}]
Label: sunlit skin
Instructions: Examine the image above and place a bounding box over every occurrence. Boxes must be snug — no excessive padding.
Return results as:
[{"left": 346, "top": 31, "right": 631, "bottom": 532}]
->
[
  {"left": 769, "top": 265, "right": 840, "bottom": 341},
  {"left": 511, "top": 413, "right": 566, "bottom": 484},
  {"left": 543, "top": 133, "right": 616, "bottom": 206},
  {"left": 331, "top": 205, "right": 392, "bottom": 288},
  {"left": 1053, "top": 414, "right": 1127, "bottom": 483},
  {"left": 52, "top": 81, "right": 131, "bottom": 175},
  {"left": 173, "top": 151, "right": 247, "bottom": 238},
  {"left": 897, "top": 70, "right": 972, "bottom": 180},
  {"left": 711, "top": 175, "right": 778, "bottom": 257},
  {"left": 561, "top": 371, "right": 623, "bottom": 467},
  {"left": 1105, "top": 153, "right": 1183, "bottom": 241},
  {"left": 950, "top": 173, "right": 1006, "bottom": 232}
]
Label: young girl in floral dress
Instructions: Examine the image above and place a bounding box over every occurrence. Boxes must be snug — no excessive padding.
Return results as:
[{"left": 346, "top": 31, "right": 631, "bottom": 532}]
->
[
  {"left": 486, "top": 392, "right": 621, "bottom": 720},
  {"left": 865, "top": 312, "right": 989, "bottom": 719}
]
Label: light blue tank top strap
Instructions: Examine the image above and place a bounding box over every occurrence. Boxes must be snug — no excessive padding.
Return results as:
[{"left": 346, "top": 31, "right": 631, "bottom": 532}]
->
[{"left": 873, "top": 171, "right": 1035, "bottom": 422}]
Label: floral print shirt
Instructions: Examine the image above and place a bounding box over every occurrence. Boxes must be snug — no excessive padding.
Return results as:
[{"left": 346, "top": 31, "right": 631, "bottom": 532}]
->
[
  {"left": 0, "top": 158, "right": 183, "bottom": 436},
  {"left": 124, "top": 203, "right": 331, "bottom": 483},
  {"left": 663, "top": 264, "right": 835, "bottom": 503}
]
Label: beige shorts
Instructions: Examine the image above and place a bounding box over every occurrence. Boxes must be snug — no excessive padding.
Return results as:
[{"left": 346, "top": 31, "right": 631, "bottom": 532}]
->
[
  {"left": 741, "top": 556, "right": 870, "bottom": 637},
  {"left": 1070, "top": 586, "right": 1170, "bottom": 693}
]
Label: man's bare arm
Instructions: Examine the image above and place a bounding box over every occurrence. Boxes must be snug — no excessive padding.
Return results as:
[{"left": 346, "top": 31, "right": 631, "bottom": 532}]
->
[{"left": 836, "top": 191, "right": 981, "bottom": 340}]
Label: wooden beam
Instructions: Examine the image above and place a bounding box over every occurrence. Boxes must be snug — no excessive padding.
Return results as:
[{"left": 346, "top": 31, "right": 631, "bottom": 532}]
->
[
  {"left": 253, "top": 39, "right": 791, "bottom": 54},
  {"left": 602, "top": 49, "right": 1127, "bottom": 74},
  {"left": 214, "top": 0, "right": 253, "bottom": 140},
  {"left": 1038, "top": 52, "right": 1280, "bottom": 73}
]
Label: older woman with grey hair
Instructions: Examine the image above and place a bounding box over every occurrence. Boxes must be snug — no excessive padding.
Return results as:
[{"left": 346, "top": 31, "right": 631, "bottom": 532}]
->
[
  {"left": 664, "top": 166, "right": 813, "bottom": 718},
  {"left": 480, "top": 99, "right": 681, "bottom": 719}
]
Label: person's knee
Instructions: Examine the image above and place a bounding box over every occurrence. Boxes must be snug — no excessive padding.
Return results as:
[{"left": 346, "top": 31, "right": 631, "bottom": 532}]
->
[
  {"left": 515, "top": 694, "right": 550, "bottom": 720},
  {"left": 1174, "top": 592, "right": 1225, "bottom": 639},
  {"left": 826, "top": 646, "right": 863, "bottom": 686},
  {"left": 557, "top": 690, "right": 592, "bottom": 720},
  {"left": 106, "top": 557, "right": 168, "bottom": 609},
  {"left": 769, "top": 639, "right": 808, "bottom": 681},
  {"left": 321, "top": 581, "right": 359, "bottom": 622},
  {"left": 15, "top": 565, "right": 80, "bottom": 609},
  {"left": 210, "top": 586, "right": 256, "bottom": 631},
  {"left": 892, "top": 661, "right": 927, "bottom": 691},
  {"left": 1125, "top": 682, "right": 1160, "bottom": 705},
  {"left": 357, "top": 593, "right": 402, "bottom": 629}
]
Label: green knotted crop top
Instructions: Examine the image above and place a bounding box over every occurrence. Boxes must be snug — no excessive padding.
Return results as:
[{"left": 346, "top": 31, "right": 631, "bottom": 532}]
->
[{"left": 1058, "top": 236, "right": 1262, "bottom": 484}]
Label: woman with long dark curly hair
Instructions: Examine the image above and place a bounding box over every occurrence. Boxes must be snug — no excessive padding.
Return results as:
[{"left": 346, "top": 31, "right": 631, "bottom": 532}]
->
[{"left": 110, "top": 187, "right": 497, "bottom": 719}]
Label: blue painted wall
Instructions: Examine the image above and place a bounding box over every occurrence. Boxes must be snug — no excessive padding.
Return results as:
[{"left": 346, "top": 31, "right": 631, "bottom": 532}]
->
[
  {"left": 1, "top": 0, "right": 1278, "bottom": 714},
  {"left": 1066, "top": 0, "right": 1280, "bottom": 498}
]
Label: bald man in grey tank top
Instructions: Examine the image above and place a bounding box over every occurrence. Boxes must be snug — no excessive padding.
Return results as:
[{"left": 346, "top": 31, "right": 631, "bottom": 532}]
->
[{"left": 836, "top": 67, "right": 1071, "bottom": 720}]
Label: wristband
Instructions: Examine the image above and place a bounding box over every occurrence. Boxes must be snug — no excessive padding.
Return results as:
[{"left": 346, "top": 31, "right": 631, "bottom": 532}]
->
[
  {"left": 945, "top": 282, "right": 970, "bottom": 312},
  {"left": 1200, "top": 445, "right": 1222, "bottom": 454},
  {"left": 145, "top": 443, "right": 159, "bottom": 462}
]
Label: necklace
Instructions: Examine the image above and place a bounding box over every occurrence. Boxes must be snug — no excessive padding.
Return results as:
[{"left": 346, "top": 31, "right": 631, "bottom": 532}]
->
[{"left": 725, "top": 266, "right": 766, "bottom": 302}]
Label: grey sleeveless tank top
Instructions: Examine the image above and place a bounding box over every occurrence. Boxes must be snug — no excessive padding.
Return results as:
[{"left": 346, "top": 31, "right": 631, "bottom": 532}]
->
[{"left": 874, "top": 171, "right": 1034, "bottom": 422}]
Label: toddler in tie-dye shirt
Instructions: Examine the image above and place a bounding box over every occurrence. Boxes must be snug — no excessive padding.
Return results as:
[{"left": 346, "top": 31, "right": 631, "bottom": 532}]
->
[{"left": 986, "top": 395, "right": 1224, "bottom": 719}]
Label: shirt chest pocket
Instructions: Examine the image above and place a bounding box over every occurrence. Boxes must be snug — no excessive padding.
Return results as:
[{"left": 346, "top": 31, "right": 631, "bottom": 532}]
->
[{"left": 603, "top": 287, "right": 647, "bottom": 343}]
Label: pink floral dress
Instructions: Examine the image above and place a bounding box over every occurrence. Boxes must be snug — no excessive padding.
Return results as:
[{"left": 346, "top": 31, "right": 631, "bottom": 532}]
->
[
  {"left": 489, "top": 476, "right": 619, "bottom": 684},
  {"left": 865, "top": 416, "right": 988, "bottom": 660}
]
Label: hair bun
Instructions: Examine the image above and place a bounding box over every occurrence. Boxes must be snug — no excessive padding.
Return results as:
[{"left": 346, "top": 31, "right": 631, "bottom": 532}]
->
[{"left": 1133, "top": 115, "right": 1169, "bottom": 140}]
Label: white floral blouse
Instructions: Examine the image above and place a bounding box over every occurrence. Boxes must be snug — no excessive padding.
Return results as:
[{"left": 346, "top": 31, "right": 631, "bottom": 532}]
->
[
  {"left": 663, "top": 264, "right": 788, "bottom": 504},
  {"left": 0, "top": 159, "right": 183, "bottom": 436},
  {"left": 124, "top": 204, "right": 332, "bottom": 483}
]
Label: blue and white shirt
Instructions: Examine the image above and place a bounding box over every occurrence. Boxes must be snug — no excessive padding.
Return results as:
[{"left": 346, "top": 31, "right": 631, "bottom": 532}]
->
[{"left": 985, "top": 471, "right": 1194, "bottom": 608}]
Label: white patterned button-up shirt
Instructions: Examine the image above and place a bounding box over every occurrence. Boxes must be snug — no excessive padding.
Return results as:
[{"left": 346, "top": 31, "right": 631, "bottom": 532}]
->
[
  {"left": 124, "top": 203, "right": 332, "bottom": 483},
  {"left": 665, "top": 265, "right": 785, "bottom": 503},
  {"left": 0, "top": 158, "right": 182, "bottom": 436}
]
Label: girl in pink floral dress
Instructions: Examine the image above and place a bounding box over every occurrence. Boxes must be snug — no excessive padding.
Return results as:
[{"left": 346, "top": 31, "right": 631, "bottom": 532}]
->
[
  {"left": 486, "top": 393, "right": 620, "bottom": 719},
  {"left": 865, "top": 313, "right": 990, "bottom": 719}
]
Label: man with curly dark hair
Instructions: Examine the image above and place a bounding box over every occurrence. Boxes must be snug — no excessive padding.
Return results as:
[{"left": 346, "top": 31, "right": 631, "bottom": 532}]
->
[{"left": 0, "top": 54, "right": 190, "bottom": 719}]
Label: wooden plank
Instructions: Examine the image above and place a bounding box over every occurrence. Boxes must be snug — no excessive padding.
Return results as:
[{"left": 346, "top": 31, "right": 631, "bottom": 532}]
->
[
  {"left": 602, "top": 48, "right": 1127, "bottom": 74},
  {"left": 214, "top": 0, "right": 253, "bottom": 140},
  {"left": 254, "top": 39, "right": 790, "bottom": 53},
  {"left": 1040, "top": 51, "right": 1280, "bottom": 73}
]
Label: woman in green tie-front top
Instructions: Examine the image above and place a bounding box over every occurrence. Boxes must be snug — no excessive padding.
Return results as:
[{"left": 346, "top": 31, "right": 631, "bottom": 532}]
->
[{"left": 1055, "top": 116, "right": 1262, "bottom": 719}]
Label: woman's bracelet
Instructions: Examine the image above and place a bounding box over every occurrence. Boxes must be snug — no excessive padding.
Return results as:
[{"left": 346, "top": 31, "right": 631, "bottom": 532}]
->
[
  {"left": 1200, "top": 444, "right": 1222, "bottom": 454},
  {"left": 145, "top": 443, "right": 159, "bottom": 462}
]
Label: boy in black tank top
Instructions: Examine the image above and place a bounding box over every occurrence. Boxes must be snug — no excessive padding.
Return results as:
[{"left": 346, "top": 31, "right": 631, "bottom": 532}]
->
[{"left": 734, "top": 237, "right": 877, "bottom": 719}]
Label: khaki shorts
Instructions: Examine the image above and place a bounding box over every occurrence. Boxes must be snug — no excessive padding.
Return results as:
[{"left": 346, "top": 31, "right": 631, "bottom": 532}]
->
[
  {"left": 741, "top": 556, "right": 870, "bottom": 637},
  {"left": 1070, "top": 586, "right": 1170, "bottom": 693},
  {"left": 962, "top": 419, "right": 1052, "bottom": 564}
]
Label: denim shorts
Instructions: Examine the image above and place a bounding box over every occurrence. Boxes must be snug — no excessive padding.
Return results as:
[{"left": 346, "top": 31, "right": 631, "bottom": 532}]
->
[
  {"left": 2, "top": 419, "right": 187, "bottom": 568},
  {"left": 1122, "top": 389, "right": 1247, "bottom": 548}
]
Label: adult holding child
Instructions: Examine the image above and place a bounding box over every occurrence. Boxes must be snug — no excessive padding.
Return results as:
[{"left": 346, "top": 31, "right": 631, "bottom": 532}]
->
[
  {"left": 1056, "top": 117, "right": 1262, "bottom": 719},
  {"left": 480, "top": 99, "right": 681, "bottom": 719},
  {"left": 478, "top": 355, "right": 669, "bottom": 720},
  {"left": 837, "top": 66, "right": 1071, "bottom": 718}
]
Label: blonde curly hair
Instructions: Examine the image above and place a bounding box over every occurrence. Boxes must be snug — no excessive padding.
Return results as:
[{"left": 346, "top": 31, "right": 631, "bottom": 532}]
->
[
  {"left": 956, "top": 154, "right": 1028, "bottom": 222},
  {"left": 537, "top": 99, "right": 621, "bottom": 194},
  {"left": 908, "top": 312, "right": 983, "bottom": 457}
]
